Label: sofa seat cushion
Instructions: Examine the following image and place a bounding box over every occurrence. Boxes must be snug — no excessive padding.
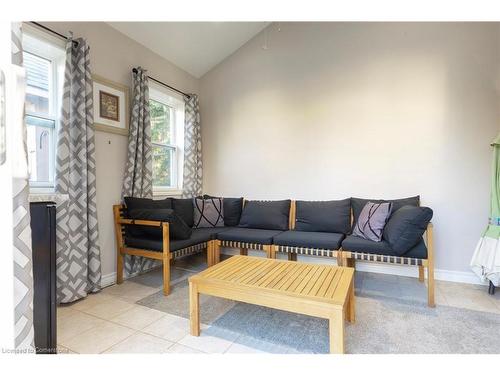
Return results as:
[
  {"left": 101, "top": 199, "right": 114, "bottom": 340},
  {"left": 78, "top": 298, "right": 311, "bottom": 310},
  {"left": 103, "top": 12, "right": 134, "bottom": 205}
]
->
[
  {"left": 194, "top": 227, "right": 231, "bottom": 240},
  {"left": 217, "top": 227, "right": 283, "bottom": 245},
  {"left": 124, "top": 227, "right": 230, "bottom": 253},
  {"left": 341, "top": 235, "right": 427, "bottom": 259},
  {"left": 273, "top": 230, "right": 344, "bottom": 250}
]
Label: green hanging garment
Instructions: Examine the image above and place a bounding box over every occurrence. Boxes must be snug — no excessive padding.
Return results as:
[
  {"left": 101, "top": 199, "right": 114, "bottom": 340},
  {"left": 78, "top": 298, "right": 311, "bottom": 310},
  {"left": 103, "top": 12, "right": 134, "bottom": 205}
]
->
[{"left": 470, "top": 134, "right": 500, "bottom": 286}]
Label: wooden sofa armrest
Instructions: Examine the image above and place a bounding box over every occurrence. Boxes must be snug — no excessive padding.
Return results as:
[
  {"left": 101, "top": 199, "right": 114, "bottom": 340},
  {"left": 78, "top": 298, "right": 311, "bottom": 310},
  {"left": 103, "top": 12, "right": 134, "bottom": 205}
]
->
[{"left": 117, "top": 218, "right": 166, "bottom": 227}]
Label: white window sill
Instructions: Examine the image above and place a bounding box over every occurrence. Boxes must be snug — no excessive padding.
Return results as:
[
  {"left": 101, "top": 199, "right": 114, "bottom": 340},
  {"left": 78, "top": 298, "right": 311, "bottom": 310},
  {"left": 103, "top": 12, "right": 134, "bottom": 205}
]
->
[
  {"left": 153, "top": 189, "right": 183, "bottom": 197},
  {"left": 29, "top": 191, "right": 69, "bottom": 205}
]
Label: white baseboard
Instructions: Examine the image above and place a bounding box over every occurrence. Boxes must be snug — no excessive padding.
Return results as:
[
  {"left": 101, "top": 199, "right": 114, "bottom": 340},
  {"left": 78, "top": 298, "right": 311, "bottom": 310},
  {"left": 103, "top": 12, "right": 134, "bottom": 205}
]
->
[
  {"left": 100, "top": 272, "right": 116, "bottom": 288},
  {"left": 221, "top": 248, "right": 488, "bottom": 286}
]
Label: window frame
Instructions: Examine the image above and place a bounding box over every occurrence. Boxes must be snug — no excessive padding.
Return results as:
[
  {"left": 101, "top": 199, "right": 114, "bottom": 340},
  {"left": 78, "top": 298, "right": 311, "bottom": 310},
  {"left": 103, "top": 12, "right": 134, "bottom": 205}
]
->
[
  {"left": 149, "top": 82, "right": 185, "bottom": 196},
  {"left": 22, "top": 23, "right": 65, "bottom": 192}
]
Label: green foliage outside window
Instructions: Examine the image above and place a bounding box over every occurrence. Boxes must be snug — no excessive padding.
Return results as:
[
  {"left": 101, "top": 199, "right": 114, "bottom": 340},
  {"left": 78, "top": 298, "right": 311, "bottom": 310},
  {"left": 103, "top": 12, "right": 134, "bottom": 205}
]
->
[{"left": 150, "top": 99, "right": 173, "bottom": 187}]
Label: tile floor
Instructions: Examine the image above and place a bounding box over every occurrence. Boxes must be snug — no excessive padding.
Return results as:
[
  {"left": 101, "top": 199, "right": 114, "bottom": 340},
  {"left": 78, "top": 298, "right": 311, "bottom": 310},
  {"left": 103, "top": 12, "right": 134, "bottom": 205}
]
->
[{"left": 57, "top": 254, "right": 500, "bottom": 354}]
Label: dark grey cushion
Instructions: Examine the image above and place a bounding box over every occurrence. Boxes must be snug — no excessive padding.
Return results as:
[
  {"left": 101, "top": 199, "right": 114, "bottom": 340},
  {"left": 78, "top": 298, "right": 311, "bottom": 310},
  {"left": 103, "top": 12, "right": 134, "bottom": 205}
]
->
[
  {"left": 352, "top": 202, "right": 392, "bottom": 241},
  {"left": 124, "top": 197, "right": 173, "bottom": 237},
  {"left": 383, "top": 205, "right": 433, "bottom": 255},
  {"left": 217, "top": 227, "right": 284, "bottom": 245},
  {"left": 128, "top": 208, "right": 192, "bottom": 240},
  {"left": 193, "top": 197, "right": 224, "bottom": 228},
  {"left": 273, "top": 230, "right": 344, "bottom": 250},
  {"left": 124, "top": 227, "right": 229, "bottom": 252},
  {"left": 351, "top": 196, "right": 420, "bottom": 227},
  {"left": 341, "top": 235, "right": 428, "bottom": 259},
  {"left": 238, "top": 200, "right": 291, "bottom": 230},
  {"left": 295, "top": 199, "right": 351, "bottom": 234},
  {"left": 204, "top": 195, "right": 244, "bottom": 227},
  {"left": 124, "top": 196, "right": 172, "bottom": 212},
  {"left": 172, "top": 198, "right": 194, "bottom": 227}
]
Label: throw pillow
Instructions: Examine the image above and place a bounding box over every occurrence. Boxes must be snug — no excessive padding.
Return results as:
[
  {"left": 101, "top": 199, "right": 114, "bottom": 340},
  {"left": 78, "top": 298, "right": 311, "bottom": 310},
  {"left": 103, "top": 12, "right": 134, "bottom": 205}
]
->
[
  {"left": 352, "top": 202, "right": 392, "bottom": 242},
  {"left": 351, "top": 196, "right": 419, "bottom": 228},
  {"left": 128, "top": 208, "right": 192, "bottom": 240},
  {"left": 193, "top": 197, "right": 224, "bottom": 228},
  {"left": 238, "top": 200, "right": 291, "bottom": 230},
  {"left": 203, "top": 194, "right": 244, "bottom": 226},
  {"left": 295, "top": 199, "right": 351, "bottom": 234},
  {"left": 383, "top": 205, "right": 433, "bottom": 256}
]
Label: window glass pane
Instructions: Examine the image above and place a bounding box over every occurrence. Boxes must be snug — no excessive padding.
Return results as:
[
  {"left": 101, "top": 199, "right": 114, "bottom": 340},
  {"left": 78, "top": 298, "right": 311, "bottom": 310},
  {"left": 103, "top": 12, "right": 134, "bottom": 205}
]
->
[
  {"left": 26, "top": 116, "right": 54, "bottom": 185},
  {"left": 24, "top": 52, "right": 51, "bottom": 115},
  {"left": 150, "top": 99, "right": 171, "bottom": 145},
  {"left": 152, "top": 145, "right": 173, "bottom": 188}
]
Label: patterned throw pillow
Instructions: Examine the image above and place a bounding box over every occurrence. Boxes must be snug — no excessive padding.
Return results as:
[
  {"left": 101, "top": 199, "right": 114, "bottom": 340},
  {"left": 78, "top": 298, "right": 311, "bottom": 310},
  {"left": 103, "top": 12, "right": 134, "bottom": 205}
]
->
[
  {"left": 193, "top": 197, "right": 224, "bottom": 228},
  {"left": 352, "top": 202, "right": 392, "bottom": 242}
]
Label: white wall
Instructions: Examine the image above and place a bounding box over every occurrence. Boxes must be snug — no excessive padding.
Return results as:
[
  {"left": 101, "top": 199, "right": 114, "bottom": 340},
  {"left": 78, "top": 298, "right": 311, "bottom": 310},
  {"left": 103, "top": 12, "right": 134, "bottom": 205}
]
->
[
  {"left": 200, "top": 22, "right": 500, "bottom": 275},
  {"left": 40, "top": 22, "right": 199, "bottom": 280}
]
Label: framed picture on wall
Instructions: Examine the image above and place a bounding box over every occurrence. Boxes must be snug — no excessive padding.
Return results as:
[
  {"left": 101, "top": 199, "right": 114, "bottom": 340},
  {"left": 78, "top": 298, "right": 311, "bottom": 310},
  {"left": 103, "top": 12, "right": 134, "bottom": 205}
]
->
[{"left": 93, "top": 75, "right": 129, "bottom": 136}]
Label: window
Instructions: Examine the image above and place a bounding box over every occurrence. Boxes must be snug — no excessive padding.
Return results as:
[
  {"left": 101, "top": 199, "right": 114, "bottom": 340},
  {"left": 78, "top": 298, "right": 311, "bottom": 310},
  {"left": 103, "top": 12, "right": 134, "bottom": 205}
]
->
[
  {"left": 22, "top": 26, "right": 65, "bottom": 190},
  {"left": 149, "top": 83, "right": 184, "bottom": 194}
]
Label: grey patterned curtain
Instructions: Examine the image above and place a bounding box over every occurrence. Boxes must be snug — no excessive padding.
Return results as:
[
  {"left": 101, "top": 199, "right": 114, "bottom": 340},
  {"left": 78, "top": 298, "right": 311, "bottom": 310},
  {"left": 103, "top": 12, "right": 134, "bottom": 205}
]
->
[
  {"left": 121, "top": 67, "right": 156, "bottom": 276},
  {"left": 11, "top": 22, "right": 35, "bottom": 350},
  {"left": 55, "top": 35, "right": 101, "bottom": 303},
  {"left": 182, "top": 94, "right": 202, "bottom": 198},
  {"left": 122, "top": 67, "right": 152, "bottom": 199}
]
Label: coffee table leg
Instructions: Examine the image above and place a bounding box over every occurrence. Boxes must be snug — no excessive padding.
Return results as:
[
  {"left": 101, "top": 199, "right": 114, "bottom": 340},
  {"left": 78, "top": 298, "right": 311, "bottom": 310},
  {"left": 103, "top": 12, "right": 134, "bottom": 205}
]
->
[
  {"left": 189, "top": 282, "right": 200, "bottom": 336},
  {"left": 346, "top": 279, "right": 355, "bottom": 323},
  {"left": 329, "top": 310, "right": 344, "bottom": 354}
]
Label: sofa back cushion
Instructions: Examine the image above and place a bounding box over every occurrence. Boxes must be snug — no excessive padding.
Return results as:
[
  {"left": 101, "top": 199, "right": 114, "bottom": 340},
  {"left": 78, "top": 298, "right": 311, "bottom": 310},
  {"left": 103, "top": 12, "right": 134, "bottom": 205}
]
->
[
  {"left": 193, "top": 197, "right": 224, "bottom": 228},
  {"left": 295, "top": 199, "right": 351, "bottom": 234},
  {"left": 352, "top": 202, "right": 392, "bottom": 242},
  {"left": 124, "top": 196, "right": 172, "bottom": 212},
  {"left": 383, "top": 205, "right": 433, "bottom": 256},
  {"left": 238, "top": 200, "right": 291, "bottom": 230},
  {"left": 351, "top": 196, "right": 420, "bottom": 228},
  {"left": 172, "top": 198, "right": 194, "bottom": 227},
  {"left": 127, "top": 208, "right": 192, "bottom": 240},
  {"left": 123, "top": 197, "right": 173, "bottom": 237},
  {"left": 203, "top": 194, "right": 244, "bottom": 226}
]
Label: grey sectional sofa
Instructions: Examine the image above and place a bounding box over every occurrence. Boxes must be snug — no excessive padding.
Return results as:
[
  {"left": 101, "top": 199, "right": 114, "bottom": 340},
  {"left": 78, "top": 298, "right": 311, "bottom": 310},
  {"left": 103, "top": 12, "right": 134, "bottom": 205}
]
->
[{"left": 113, "top": 195, "right": 435, "bottom": 306}]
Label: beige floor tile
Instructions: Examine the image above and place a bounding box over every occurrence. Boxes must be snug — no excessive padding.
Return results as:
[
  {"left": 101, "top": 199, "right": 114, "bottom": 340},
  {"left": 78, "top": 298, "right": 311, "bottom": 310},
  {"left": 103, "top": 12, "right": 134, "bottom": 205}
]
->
[
  {"left": 178, "top": 327, "right": 240, "bottom": 353},
  {"left": 167, "top": 343, "right": 204, "bottom": 354},
  {"left": 103, "top": 332, "right": 174, "bottom": 353},
  {"left": 60, "top": 321, "right": 135, "bottom": 354},
  {"left": 57, "top": 305, "right": 77, "bottom": 320},
  {"left": 101, "top": 281, "right": 160, "bottom": 303},
  {"left": 141, "top": 313, "right": 199, "bottom": 342},
  {"left": 57, "top": 310, "right": 106, "bottom": 342},
  {"left": 69, "top": 292, "right": 115, "bottom": 312},
  {"left": 111, "top": 305, "right": 166, "bottom": 330},
  {"left": 77, "top": 295, "right": 136, "bottom": 320},
  {"left": 437, "top": 281, "right": 500, "bottom": 313}
]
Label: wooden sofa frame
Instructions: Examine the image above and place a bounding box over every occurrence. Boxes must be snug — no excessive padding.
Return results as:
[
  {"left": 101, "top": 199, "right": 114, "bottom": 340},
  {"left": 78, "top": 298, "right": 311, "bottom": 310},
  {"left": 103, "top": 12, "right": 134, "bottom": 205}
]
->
[
  {"left": 217, "top": 199, "right": 435, "bottom": 308},
  {"left": 113, "top": 205, "right": 218, "bottom": 296},
  {"left": 114, "top": 198, "right": 435, "bottom": 307}
]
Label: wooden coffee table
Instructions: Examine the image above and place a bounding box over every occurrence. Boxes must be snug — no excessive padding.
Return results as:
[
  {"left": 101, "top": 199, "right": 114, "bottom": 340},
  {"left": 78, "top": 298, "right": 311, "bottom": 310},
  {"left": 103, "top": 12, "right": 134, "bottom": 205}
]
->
[{"left": 188, "top": 255, "right": 355, "bottom": 354}]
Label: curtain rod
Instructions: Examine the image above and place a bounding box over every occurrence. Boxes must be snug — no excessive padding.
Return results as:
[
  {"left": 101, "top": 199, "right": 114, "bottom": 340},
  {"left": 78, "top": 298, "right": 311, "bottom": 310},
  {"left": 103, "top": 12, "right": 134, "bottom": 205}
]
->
[
  {"left": 29, "top": 22, "right": 79, "bottom": 46},
  {"left": 132, "top": 68, "right": 190, "bottom": 99}
]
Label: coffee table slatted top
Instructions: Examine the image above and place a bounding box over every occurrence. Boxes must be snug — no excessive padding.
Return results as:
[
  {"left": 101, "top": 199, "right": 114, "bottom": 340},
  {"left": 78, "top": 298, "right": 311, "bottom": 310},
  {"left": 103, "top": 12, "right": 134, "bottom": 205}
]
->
[{"left": 191, "top": 255, "right": 354, "bottom": 305}]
